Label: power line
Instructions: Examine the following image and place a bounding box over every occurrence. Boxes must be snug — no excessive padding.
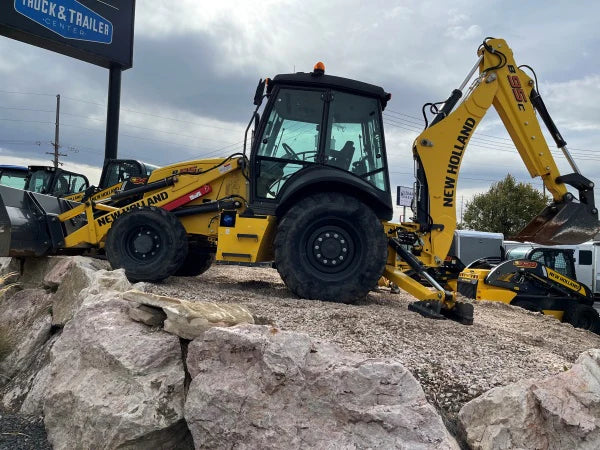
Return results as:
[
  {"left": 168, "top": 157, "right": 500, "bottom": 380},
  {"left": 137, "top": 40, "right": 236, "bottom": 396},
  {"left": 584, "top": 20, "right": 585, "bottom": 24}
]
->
[
  {"left": 59, "top": 111, "right": 240, "bottom": 145},
  {"left": 0, "top": 106, "right": 54, "bottom": 113},
  {"left": 0, "top": 89, "right": 55, "bottom": 97},
  {"left": 383, "top": 120, "right": 600, "bottom": 160}
]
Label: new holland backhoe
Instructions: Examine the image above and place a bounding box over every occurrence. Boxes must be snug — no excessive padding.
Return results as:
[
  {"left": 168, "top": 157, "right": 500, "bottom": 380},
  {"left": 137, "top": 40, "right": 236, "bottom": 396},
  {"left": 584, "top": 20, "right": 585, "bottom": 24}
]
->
[{"left": 0, "top": 38, "right": 598, "bottom": 326}]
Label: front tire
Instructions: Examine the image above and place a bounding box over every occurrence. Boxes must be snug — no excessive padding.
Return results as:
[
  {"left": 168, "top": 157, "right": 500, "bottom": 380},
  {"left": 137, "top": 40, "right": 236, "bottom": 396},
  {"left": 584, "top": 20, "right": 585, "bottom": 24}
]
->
[
  {"left": 274, "top": 193, "right": 387, "bottom": 303},
  {"left": 105, "top": 206, "right": 188, "bottom": 282}
]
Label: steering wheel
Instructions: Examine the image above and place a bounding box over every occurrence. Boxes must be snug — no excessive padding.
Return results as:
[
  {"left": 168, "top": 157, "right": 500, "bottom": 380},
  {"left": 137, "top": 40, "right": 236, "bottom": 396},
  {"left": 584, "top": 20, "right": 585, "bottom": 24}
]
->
[{"left": 282, "top": 143, "right": 299, "bottom": 160}]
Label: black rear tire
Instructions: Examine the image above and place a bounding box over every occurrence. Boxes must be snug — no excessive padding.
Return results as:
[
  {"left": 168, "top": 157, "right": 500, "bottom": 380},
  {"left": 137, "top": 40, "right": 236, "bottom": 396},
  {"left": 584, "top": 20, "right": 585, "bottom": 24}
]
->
[
  {"left": 274, "top": 192, "right": 387, "bottom": 303},
  {"left": 174, "top": 246, "right": 215, "bottom": 277},
  {"left": 563, "top": 304, "right": 600, "bottom": 333},
  {"left": 105, "top": 206, "right": 188, "bottom": 282}
]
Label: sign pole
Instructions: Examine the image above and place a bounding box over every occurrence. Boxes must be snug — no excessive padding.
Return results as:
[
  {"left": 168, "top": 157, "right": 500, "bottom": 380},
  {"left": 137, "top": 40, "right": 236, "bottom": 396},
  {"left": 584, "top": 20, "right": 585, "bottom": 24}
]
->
[{"left": 105, "top": 66, "right": 122, "bottom": 161}]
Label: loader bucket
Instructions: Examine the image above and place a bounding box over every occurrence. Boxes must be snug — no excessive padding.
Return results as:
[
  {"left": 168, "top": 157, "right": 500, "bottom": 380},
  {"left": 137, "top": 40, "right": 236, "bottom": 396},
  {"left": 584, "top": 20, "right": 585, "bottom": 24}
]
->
[
  {"left": 513, "top": 200, "right": 600, "bottom": 245},
  {"left": 0, "top": 185, "right": 80, "bottom": 257}
]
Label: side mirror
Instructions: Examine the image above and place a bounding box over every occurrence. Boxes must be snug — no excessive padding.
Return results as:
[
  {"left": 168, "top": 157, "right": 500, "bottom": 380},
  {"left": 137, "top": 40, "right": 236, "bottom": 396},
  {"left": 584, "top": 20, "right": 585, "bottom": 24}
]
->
[{"left": 253, "top": 78, "right": 266, "bottom": 106}]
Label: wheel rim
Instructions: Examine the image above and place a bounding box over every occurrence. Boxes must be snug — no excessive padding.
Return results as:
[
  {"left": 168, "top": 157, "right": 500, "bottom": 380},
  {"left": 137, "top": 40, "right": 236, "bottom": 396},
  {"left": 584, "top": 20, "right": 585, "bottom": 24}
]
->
[
  {"left": 303, "top": 221, "right": 358, "bottom": 276},
  {"left": 124, "top": 225, "right": 163, "bottom": 262}
]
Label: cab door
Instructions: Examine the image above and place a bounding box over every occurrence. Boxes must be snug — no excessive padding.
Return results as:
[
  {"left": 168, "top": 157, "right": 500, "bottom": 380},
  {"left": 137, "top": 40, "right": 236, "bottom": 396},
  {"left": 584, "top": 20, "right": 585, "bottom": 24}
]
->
[{"left": 251, "top": 87, "right": 326, "bottom": 206}]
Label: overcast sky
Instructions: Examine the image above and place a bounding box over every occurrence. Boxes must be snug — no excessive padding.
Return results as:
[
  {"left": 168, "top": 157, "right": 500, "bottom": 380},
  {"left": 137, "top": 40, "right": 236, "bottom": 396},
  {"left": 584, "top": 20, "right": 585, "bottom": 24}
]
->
[{"left": 1, "top": 0, "right": 599, "bottom": 221}]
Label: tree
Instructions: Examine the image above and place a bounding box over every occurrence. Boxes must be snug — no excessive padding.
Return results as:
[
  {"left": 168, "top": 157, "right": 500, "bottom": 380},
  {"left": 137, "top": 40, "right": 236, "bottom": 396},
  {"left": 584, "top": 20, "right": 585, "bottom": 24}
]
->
[{"left": 461, "top": 174, "right": 548, "bottom": 237}]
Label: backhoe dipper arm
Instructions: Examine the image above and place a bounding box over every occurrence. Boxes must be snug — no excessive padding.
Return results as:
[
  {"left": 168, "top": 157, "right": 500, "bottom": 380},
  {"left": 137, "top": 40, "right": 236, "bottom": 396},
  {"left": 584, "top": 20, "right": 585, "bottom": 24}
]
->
[{"left": 410, "top": 37, "right": 599, "bottom": 271}]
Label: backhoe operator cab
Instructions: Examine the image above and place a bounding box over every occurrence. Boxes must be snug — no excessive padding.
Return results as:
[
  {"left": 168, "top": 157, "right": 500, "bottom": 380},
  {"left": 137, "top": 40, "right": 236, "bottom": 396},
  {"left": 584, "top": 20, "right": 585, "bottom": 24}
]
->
[
  {"left": 63, "top": 159, "right": 159, "bottom": 202},
  {"left": 249, "top": 68, "right": 393, "bottom": 221},
  {"left": 99, "top": 159, "right": 158, "bottom": 189},
  {"left": 26, "top": 166, "right": 89, "bottom": 197}
]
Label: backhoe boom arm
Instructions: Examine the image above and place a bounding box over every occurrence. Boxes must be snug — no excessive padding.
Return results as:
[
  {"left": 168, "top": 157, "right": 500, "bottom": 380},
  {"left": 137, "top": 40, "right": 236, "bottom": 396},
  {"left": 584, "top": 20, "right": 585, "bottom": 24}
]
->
[{"left": 410, "top": 38, "right": 599, "bottom": 269}]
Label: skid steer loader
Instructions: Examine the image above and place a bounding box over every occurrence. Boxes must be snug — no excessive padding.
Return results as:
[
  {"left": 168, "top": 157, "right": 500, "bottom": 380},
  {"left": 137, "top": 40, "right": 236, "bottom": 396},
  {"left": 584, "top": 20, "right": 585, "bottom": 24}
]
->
[{"left": 1, "top": 38, "right": 599, "bottom": 326}]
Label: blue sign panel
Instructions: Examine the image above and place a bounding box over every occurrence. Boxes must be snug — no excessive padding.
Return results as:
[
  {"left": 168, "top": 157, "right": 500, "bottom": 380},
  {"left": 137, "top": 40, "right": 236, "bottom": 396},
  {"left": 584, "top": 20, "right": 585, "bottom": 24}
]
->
[
  {"left": 14, "top": 0, "right": 113, "bottom": 44},
  {"left": 0, "top": 0, "right": 134, "bottom": 68}
]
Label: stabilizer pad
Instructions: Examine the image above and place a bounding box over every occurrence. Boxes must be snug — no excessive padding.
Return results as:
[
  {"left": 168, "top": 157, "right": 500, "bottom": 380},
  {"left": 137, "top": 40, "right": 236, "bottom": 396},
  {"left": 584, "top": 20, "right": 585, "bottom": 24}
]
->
[
  {"left": 442, "top": 302, "right": 474, "bottom": 325},
  {"left": 408, "top": 300, "right": 447, "bottom": 320}
]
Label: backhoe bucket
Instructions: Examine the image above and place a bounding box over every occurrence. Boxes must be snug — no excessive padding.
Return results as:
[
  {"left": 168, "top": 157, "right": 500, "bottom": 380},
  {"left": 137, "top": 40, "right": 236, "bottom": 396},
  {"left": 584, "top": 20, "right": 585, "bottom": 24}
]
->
[
  {"left": 513, "top": 201, "right": 600, "bottom": 245},
  {"left": 0, "top": 185, "right": 80, "bottom": 257}
]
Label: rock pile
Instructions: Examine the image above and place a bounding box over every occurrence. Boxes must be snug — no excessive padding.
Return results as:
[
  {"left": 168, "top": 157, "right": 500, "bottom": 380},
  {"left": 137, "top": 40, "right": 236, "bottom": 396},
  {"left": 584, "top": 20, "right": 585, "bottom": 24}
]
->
[{"left": 0, "top": 256, "right": 464, "bottom": 449}]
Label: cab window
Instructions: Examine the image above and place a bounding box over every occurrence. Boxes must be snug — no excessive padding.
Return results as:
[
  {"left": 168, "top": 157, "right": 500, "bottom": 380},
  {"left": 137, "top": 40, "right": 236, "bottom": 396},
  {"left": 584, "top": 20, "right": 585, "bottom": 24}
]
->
[
  {"left": 505, "top": 247, "right": 530, "bottom": 260},
  {"left": 103, "top": 161, "right": 144, "bottom": 187},
  {"left": 0, "top": 170, "right": 27, "bottom": 189},
  {"left": 325, "top": 91, "right": 387, "bottom": 191},
  {"left": 28, "top": 170, "right": 53, "bottom": 193},
  {"left": 255, "top": 88, "right": 324, "bottom": 198},
  {"left": 66, "top": 174, "right": 88, "bottom": 193}
]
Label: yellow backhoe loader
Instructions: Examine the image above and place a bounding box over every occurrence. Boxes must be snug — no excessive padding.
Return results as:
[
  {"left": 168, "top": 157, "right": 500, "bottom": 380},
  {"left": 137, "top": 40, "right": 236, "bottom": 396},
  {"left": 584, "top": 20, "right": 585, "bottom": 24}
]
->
[{"left": 0, "top": 38, "right": 598, "bottom": 326}]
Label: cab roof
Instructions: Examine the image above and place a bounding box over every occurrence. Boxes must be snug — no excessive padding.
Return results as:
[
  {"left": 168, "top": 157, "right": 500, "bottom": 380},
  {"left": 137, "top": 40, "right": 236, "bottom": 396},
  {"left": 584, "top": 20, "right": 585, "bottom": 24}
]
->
[
  {"left": 269, "top": 72, "right": 390, "bottom": 110},
  {"left": 0, "top": 165, "right": 28, "bottom": 171}
]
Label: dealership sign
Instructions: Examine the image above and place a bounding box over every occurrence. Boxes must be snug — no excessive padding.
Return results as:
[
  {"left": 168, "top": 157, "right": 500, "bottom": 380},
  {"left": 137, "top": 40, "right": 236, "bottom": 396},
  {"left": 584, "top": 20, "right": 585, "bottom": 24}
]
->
[
  {"left": 15, "top": 0, "right": 113, "bottom": 44},
  {"left": 0, "top": 0, "right": 135, "bottom": 68}
]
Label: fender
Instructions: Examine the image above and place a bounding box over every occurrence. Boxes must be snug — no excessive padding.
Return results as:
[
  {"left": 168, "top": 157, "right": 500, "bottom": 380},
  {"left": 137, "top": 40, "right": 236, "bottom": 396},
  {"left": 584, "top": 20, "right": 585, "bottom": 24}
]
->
[{"left": 275, "top": 165, "right": 393, "bottom": 220}]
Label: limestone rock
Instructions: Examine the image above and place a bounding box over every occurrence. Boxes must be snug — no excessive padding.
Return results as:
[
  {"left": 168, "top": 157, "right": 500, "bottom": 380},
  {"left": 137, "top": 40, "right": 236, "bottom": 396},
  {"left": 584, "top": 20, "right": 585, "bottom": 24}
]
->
[
  {"left": 42, "top": 257, "right": 79, "bottom": 289},
  {"left": 50, "top": 257, "right": 112, "bottom": 326},
  {"left": 3, "top": 335, "right": 58, "bottom": 414},
  {"left": 44, "top": 298, "right": 193, "bottom": 450},
  {"left": 0, "top": 289, "right": 53, "bottom": 386},
  {"left": 20, "top": 257, "right": 56, "bottom": 289},
  {"left": 129, "top": 304, "right": 167, "bottom": 327},
  {"left": 459, "top": 349, "right": 600, "bottom": 450},
  {"left": 122, "top": 290, "right": 254, "bottom": 340},
  {"left": 185, "top": 325, "right": 458, "bottom": 449}
]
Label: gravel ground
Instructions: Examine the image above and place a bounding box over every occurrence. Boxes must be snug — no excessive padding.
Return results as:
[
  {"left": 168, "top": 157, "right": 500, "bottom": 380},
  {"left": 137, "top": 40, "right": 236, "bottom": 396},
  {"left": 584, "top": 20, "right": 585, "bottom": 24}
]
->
[
  {"left": 0, "top": 408, "right": 50, "bottom": 450},
  {"left": 148, "top": 264, "right": 600, "bottom": 432}
]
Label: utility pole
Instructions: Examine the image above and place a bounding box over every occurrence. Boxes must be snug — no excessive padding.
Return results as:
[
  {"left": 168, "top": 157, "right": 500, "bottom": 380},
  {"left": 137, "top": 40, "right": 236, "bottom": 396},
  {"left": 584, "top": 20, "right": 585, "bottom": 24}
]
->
[
  {"left": 47, "top": 94, "right": 66, "bottom": 168},
  {"left": 542, "top": 181, "right": 547, "bottom": 200}
]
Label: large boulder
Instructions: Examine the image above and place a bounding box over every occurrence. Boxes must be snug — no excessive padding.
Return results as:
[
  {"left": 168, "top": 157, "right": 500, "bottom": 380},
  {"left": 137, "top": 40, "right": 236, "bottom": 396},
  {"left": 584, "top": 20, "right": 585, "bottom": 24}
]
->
[
  {"left": 185, "top": 325, "right": 458, "bottom": 449},
  {"left": 46, "top": 257, "right": 111, "bottom": 326},
  {"left": 459, "top": 349, "right": 600, "bottom": 449},
  {"left": 0, "top": 289, "right": 53, "bottom": 396},
  {"left": 44, "top": 298, "right": 193, "bottom": 450},
  {"left": 122, "top": 290, "right": 254, "bottom": 339}
]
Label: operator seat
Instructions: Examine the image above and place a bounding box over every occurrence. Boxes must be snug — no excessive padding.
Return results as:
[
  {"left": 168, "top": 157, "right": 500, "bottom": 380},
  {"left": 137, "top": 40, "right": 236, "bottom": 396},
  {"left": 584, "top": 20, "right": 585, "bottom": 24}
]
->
[
  {"left": 329, "top": 141, "right": 355, "bottom": 170},
  {"left": 54, "top": 175, "right": 69, "bottom": 196}
]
